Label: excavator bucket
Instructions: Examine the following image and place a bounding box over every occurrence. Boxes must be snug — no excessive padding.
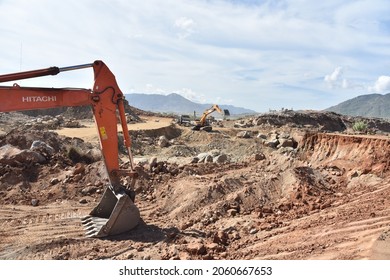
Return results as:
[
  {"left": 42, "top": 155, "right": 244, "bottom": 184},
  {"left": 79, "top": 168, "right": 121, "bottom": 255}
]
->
[{"left": 81, "top": 186, "right": 140, "bottom": 238}]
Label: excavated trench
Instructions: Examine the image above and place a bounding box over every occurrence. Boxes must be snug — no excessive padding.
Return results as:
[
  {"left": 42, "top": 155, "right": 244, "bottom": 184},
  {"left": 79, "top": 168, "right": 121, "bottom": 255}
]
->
[{"left": 300, "top": 132, "right": 390, "bottom": 176}]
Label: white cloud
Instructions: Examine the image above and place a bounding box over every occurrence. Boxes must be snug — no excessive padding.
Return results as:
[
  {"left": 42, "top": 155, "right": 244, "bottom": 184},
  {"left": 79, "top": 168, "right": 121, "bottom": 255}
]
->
[
  {"left": 324, "top": 67, "right": 348, "bottom": 89},
  {"left": 369, "top": 76, "right": 390, "bottom": 93},
  {"left": 174, "top": 17, "right": 195, "bottom": 39},
  {"left": 325, "top": 67, "right": 343, "bottom": 82},
  {"left": 175, "top": 87, "right": 206, "bottom": 103},
  {"left": 324, "top": 66, "right": 366, "bottom": 90},
  {"left": 143, "top": 84, "right": 167, "bottom": 95}
]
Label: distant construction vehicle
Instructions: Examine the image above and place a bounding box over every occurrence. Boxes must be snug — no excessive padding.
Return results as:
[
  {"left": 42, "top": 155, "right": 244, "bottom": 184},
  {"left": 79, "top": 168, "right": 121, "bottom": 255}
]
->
[
  {"left": 176, "top": 114, "right": 191, "bottom": 126},
  {"left": 192, "top": 104, "right": 227, "bottom": 131}
]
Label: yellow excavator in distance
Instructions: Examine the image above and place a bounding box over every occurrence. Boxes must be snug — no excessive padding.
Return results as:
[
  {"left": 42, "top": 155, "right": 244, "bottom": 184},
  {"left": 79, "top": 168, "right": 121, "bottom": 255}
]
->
[{"left": 192, "top": 104, "right": 225, "bottom": 131}]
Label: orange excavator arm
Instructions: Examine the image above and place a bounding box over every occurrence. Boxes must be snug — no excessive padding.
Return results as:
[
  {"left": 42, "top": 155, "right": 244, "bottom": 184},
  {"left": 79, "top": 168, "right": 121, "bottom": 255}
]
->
[
  {"left": 0, "top": 61, "right": 140, "bottom": 237},
  {"left": 192, "top": 104, "right": 223, "bottom": 130},
  {"left": 198, "top": 104, "right": 223, "bottom": 125},
  {"left": 0, "top": 63, "right": 92, "bottom": 111}
]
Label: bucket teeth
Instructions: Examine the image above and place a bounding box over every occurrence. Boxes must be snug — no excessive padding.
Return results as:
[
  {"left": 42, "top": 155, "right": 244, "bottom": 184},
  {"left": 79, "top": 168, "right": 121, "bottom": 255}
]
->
[
  {"left": 84, "top": 221, "right": 94, "bottom": 228},
  {"left": 85, "top": 224, "right": 97, "bottom": 231},
  {"left": 82, "top": 219, "right": 96, "bottom": 228},
  {"left": 81, "top": 216, "right": 92, "bottom": 224},
  {"left": 86, "top": 229, "right": 99, "bottom": 238},
  {"left": 81, "top": 215, "right": 107, "bottom": 237}
]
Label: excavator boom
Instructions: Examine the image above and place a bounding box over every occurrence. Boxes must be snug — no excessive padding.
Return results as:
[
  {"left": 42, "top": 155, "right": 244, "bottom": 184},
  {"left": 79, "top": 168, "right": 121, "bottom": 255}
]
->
[
  {"left": 0, "top": 63, "right": 93, "bottom": 83},
  {"left": 0, "top": 60, "right": 140, "bottom": 237}
]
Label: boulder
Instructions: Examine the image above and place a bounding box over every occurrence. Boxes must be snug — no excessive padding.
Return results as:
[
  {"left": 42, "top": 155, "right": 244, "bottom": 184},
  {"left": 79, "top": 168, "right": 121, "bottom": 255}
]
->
[
  {"left": 253, "top": 153, "right": 266, "bottom": 161},
  {"left": 205, "top": 154, "right": 213, "bottom": 163},
  {"left": 31, "top": 199, "right": 39, "bottom": 207},
  {"left": 256, "top": 133, "right": 267, "bottom": 139},
  {"left": 234, "top": 122, "right": 247, "bottom": 128},
  {"left": 236, "top": 131, "right": 251, "bottom": 138},
  {"left": 30, "top": 140, "right": 55, "bottom": 156},
  {"left": 265, "top": 139, "right": 279, "bottom": 148},
  {"left": 157, "top": 136, "right": 169, "bottom": 148},
  {"left": 196, "top": 152, "right": 209, "bottom": 163},
  {"left": 0, "top": 144, "right": 46, "bottom": 166},
  {"left": 191, "top": 157, "right": 199, "bottom": 163},
  {"left": 214, "top": 154, "right": 228, "bottom": 163},
  {"left": 186, "top": 242, "right": 206, "bottom": 255},
  {"left": 277, "top": 138, "right": 295, "bottom": 148},
  {"left": 73, "top": 163, "right": 86, "bottom": 175}
]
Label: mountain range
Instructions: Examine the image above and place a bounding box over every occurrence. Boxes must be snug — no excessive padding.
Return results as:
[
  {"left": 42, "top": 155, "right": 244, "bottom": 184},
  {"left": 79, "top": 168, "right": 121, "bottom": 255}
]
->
[
  {"left": 125, "top": 92, "right": 390, "bottom": 119},
  {"left": 325, "top": 93, "right": 390, "bottom": 119},
  {"left": 125, "top": 93, "right": 257, "bottom": 116}
]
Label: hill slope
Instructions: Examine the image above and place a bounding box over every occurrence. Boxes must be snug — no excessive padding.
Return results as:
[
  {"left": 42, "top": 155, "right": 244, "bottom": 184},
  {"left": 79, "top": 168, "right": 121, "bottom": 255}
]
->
[
  {"left": 326, "top": 93, "right": 390, "bottom": 119},
  {"left": 125, "top": 93, "right": 256, "bottom": 115}
]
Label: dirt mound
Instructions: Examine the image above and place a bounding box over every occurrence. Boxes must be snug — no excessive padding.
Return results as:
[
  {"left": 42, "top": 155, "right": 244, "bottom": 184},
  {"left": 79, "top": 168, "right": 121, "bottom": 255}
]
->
[
  {"left": 0, "top": 129, "right": 106, "bottom": 205},
  {"left": 243, "top": 110, "right": 347, "bottom": 131},
  {"left": 233, "top": 110, "right": 390, "bottom": 135},
  {"left": 1, "top": 129, "right": 66, "bottom": 151}
]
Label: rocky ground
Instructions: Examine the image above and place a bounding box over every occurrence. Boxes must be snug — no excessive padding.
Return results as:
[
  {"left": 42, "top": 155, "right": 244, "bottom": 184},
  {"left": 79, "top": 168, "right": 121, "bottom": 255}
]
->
[{"left": 0, "top": 110, "right": 390, "bottom": 260}]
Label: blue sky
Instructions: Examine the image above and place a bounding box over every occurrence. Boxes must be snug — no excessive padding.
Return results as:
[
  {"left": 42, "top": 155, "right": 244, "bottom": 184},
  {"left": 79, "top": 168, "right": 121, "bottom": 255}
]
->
[{"left": 1, "top": 0, "right": 389, "bottom": 112}]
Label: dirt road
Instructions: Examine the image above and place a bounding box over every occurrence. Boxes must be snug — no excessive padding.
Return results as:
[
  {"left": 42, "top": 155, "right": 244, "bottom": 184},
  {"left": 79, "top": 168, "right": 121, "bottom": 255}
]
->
[{"left": 54, "top": 116, "right": 174, "bottom": 143}]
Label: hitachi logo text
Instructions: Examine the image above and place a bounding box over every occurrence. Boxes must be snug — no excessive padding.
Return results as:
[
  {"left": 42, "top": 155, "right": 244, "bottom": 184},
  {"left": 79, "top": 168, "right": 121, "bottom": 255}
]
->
[{"left": 22, "top": 96, "right": 57, "bottom": 102}]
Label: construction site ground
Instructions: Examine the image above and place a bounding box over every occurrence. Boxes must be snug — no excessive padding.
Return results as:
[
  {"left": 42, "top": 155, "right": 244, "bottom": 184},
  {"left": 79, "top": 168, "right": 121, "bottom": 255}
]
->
[{"left": 1, "top": 112, "right": 390, "bottom": 260}]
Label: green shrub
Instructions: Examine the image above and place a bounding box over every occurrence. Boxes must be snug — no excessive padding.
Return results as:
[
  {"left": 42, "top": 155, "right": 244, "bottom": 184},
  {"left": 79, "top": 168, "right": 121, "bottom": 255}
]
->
[{"left": 352, "top": 121, "right": 367, "bottom": 132}]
